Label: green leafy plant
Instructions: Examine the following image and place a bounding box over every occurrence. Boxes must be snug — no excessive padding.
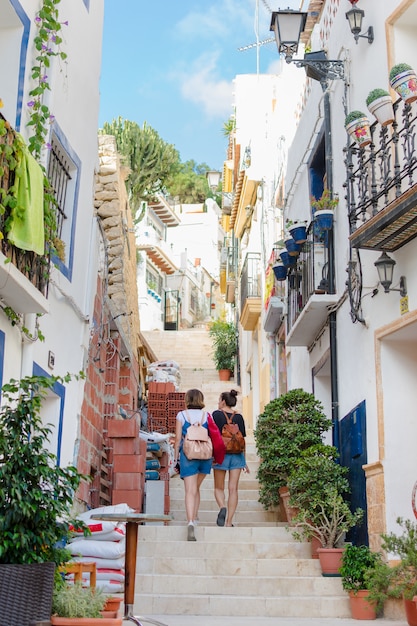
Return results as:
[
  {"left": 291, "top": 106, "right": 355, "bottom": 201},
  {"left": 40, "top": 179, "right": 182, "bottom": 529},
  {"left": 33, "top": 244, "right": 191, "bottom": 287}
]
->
[
  {"left": 366, "top": 88, "right": 391, "bottom": 106},
  {"left": 52, "top": 581, "right": 106, "bottom": 618},
  {"left": 389, "top": 63, "right": 414, "bottom": 81},
  {"left": 311, "top": 188, "right": 339, "bottom": 211},
  {"left": 378, "top": 517, "right": 417, "bottom": 601},
  {"left": 345, "top": 110, "right": 367, "bottom": 126},
  {"left": 340, "top": 544, "right": 383, "bottom": 594},
  {"left": 0, "top": 373, "right": 86, "bottom": 564},
  {"left": 208, "top": 319, "right": 236, "bottom": 372},
  {"left": 254, "top": 389, "right": 331, "bottom": 509}
]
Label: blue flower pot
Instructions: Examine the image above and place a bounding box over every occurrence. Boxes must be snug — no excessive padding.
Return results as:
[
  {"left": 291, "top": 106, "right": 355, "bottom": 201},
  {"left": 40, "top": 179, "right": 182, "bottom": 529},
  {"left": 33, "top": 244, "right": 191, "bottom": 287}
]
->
[
  {"left": 289, "top": 224, "right": 307, "bottom": 244},
  {"left": 280, "top": 250, "right": 296, "bottom": 267},
  {"left": 273, "top": 263, "right": 287, "bottom": 281},
  {"left": 314, "top": 209, "right": 333, "bottom": 230},
  {"left": 285, "top": 237, "right": 301, "bottom": 256}
]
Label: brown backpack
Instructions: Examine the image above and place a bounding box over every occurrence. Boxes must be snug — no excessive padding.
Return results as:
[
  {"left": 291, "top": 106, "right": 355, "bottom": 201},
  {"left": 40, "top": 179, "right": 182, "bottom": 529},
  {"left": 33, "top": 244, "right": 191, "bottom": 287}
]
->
[{"left": 221, "top": 411, "right": 245, "bottom": 454}]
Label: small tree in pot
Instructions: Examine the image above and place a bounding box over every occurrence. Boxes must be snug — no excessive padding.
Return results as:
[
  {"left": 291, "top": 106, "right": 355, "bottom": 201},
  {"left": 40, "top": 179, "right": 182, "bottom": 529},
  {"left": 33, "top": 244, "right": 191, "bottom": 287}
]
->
[
  {"left": 340, "top": 544, "right": 382, "bottom": 619},
  {"left": 209, "top": 319, "right": 237, "bottom": 379},
  {"left": 254, "top": 389, "right": 331, "bottom": 510}
]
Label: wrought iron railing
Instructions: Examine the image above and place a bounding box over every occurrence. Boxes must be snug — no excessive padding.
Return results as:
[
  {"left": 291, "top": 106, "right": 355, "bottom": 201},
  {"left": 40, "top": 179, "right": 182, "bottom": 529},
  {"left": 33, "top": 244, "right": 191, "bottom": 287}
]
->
[
  {"left": 345, "top": 97, "right": 417, "bottom": 233},
  {"left": 286, "top": 225, "right": 331, "bottom": 331},
  {"left": 240, "top": 252, "right": 261, "bottom": 311},
  {"left": 0, "top": 113, "right": 50, "bottom": 297}
]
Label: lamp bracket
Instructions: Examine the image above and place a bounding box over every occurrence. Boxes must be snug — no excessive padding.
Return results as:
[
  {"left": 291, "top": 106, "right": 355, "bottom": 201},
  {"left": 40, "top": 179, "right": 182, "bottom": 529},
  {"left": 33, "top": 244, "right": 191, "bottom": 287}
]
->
[
  {"left": 289, "top": 58, "right": 345, "bottom": 85},
  {"left": 355, "top": 26, "right": 374, "bottom": 44}
]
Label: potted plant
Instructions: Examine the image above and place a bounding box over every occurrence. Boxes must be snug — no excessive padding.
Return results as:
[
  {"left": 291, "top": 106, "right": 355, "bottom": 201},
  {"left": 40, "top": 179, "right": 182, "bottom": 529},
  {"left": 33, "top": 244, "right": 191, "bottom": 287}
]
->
[
  {"left": 312, "top": 189, "right": 339, "bottom": 230},
  {"left": 286, "top": 219, "right": 308, "bottom": 244},
  {"left": 366, "top": 88, "right": 395, "bottom": 126},
  {"left": 272, "top": 259, "right": 287, "bottom": 281},
  {"left": 389, "top": 63, "right": 417, "bottom": 104},
  {"left": 345, "top": 110, "right": 372, "bottom": 147},
  {"left": 279, "top": 249, "right": 297, "bottom": 268},
  {"left": 51, "top": 581, "right": 123, "bottom": 625},
  {"left": 284, "top": 233, "right": 301, "bottom": 256},
  {"left": 0, "top": 374, "right": 86, "bottom": 626},
  {"left": 208, "top": 319, "right": 236, "bottom": 381},
  {"left": 254, "top": 389, "right": 331, "bottom": 512},
  {"left": 340, "top": 544, "right": 382, "bottom": 620}
]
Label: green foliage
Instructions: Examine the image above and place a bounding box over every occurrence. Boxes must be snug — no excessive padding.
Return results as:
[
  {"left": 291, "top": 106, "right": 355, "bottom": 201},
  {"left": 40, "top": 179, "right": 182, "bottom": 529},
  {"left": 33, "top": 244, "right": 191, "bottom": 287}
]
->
[
  {"left": 290, "top": 489, "right": 364, "bottom": 548},
  {"left": 254, "top": 389, "right": 331, "bottom": 509},
  {"left": 166, "top": 159, "right": 213, "bottom": 203},
  {"left": 379, "top": 517, "right": 417, "bottom": 601},
  {"left": 366, "top": 89, "right": 390, "bottom": 106},
  {"left": 27, "top": 0, "right": 67, "bottom": 160},
  {"left": 345, "top": 110, "right": 367, "bottom": 126},
  {"left": 288, "top": 444, "right": 350, "bottom": 512},
  {"left": 340, "top": 544, "right": 383, "bottom": 593},
  {"left": 208, "top": 320, "right": 236, "bottom": 371},
  {"left": 52, "top": 581, "right": 106, "bottom": 618},
  {"left": 0, "top": 374, "right": 86, "bottom": 564},
  {"left": 389, "top": 63, "right": 414, "bottom": 81},
  {"left": 101, "top": 117, "right": 180, "bottom": 210},
  {"left": 311, "top": 188, "right": 339, "bottom": 211},
  {"left": 222, "top": 117, "right": 236, "bottom": 137},
  {"left": 363, "top": 558, "right": 399, "bottom": 613}
]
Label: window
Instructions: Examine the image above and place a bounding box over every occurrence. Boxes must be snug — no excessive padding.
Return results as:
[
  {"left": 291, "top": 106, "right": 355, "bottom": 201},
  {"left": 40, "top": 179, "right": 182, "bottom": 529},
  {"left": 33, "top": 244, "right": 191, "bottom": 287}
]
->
[
  {"left": 146, "top": 268, "right": 162, "bottom": 295},
  {"left": 0, "top": 0, "right": 30, "bottom": 130},
  {"left": 47, "top": 126, "right": 81, "bottom": 281}
]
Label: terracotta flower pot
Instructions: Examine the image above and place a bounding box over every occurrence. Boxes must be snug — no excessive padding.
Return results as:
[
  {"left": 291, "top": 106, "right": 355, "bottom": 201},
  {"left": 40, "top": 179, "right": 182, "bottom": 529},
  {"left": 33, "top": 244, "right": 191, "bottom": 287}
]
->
[
  {"left": 404, "top": 597, "right": 417, "bottom": 626},
  {"left": 103, "top": 597, "right": 122, "bottom": 613},
  {"left": 310, "top": 535, "right": 321, "bottom": 559},
  {"left": 218, "top": 369, "right": 232, "bottom": 381},
  {"left": 51, "top": 617, "right": 122, "bottom": 625},
  {"left": 279, "top": 487, "right": 299, "bottom": 525},
  {"left": 349, "top": 590, "right": 377, "bottom": 620},
  {"left": 317, "top": 547, "right": 344, "bottom": 576}
]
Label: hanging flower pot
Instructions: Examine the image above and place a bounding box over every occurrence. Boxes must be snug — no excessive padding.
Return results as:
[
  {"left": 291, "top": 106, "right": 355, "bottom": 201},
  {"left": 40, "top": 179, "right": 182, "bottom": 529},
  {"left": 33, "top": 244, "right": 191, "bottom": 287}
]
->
[
  {"left": 272, "top": 262, "right": 287, "bottom": 281},
  {"left": 313, "top": 209, "right": 333, "bottom": 230},
  {"left": 389, "top": 63, "right": 417, "bottom": 104},
  {"left": 279, "top": 250, "right": 296, "bottom": 268},
  {"left": 345, "top": 111, "right": 372, "bottom": 147},
  {"left": 284, "top": 236, "right": 301, "bottom": 257},
  {"left": 366, "top": 88, "right": 395, "bottom": 126},
  {"left": 288, "top": 222, "right": 307, "bottom": 244}
]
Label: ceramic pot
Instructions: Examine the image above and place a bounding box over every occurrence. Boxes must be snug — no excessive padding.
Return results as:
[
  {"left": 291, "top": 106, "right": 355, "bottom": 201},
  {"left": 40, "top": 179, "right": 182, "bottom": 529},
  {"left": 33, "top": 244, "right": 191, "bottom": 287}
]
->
[
  {"left": 345, "top": 116, "right": 372, "bottom": 147},
  {"left": 272, "top": 262, "right": 287, "bottom": 281},
  {"left": 316, "top": 547, "right": 344, "bottom": 576},
  {"left": 279, "top": 250, "right": 296, "bottom": 268},
  {"left": 367, "top": 95, "right": 395, "bottom": 126},
  {"left": 349, "top": 590, "right": 377, "bottom": 620},
  {"left": 310, "top": 535, "right": 321, "bottom": 559},
  {"left": 289, "top": 223, "right": 307, "bottom": 244},
  {"left": 51, "top": 618, "right": 123, "bottom": 625},
  {"left": 285, "top": 237, "right": 301, "bottom": 256},
  {"left": 279, "top": 488, "right": 299, "bottom": 525},
  {"left": 404, "top": 597, "right": 417, "bottom": 626},
  {"left": 390, "top": 70, "right": 417, "bottom": 104},
  {"left": 313, "top": 209, "right": 333, "bottom": 230},
  {"left": 103, "top": 597, "right": 122, "bottom": 613}
]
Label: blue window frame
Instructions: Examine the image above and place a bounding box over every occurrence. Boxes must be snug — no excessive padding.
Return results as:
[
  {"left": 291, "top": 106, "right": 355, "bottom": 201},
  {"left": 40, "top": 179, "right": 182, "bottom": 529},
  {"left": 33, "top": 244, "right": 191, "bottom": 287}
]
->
[
  {"left": 82, "top": 0, "right": 90, "bottom": 10},
  {"left": 32, "top": 362, "right": 66, "bottom": 466}
]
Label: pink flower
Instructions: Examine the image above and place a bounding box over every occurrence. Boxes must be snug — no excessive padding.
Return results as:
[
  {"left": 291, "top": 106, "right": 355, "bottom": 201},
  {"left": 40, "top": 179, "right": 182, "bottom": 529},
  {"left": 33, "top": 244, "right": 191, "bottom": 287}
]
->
[{"left": 408, "top": 78, "right": 417, "bottom": 92}]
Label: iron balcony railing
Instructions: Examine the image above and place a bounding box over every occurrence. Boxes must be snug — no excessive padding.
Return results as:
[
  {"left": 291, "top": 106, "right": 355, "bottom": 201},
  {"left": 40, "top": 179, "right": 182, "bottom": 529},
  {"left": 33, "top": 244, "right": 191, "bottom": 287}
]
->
[
  {"left": 240, "top": 252, "right": 261, "bottom": 311},
  {"left": 346, "top": 97, "right": 417, "bottom": 233},
  {"left": 286, "top": 225, "right": 331, "bottom": 331},
  {"left": 0, "top": 113, "right": 50, "bottom": 297}
]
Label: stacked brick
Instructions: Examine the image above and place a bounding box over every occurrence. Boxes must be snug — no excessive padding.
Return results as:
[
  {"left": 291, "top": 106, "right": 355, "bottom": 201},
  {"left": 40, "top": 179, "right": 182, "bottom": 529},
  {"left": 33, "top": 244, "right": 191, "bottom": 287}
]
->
[
  {"left": 148, "top": 382, "right": 185, "bottom": 434},
  {"left": 107, "top": 418, "right": 146, "bottom": 511}
]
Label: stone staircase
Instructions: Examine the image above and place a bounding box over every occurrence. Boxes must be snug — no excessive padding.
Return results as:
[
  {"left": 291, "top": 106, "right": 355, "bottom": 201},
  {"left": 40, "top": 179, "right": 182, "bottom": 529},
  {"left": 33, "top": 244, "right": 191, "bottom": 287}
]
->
[{"left": 136, "top": 329, "right": 350, "bottom": 618}]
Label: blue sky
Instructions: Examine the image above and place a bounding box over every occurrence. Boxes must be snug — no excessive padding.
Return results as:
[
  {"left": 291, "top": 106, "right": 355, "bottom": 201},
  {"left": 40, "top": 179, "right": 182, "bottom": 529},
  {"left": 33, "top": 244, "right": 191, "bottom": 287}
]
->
[{"left": 98, "top": 1, "right": 292, "bottom": 171}]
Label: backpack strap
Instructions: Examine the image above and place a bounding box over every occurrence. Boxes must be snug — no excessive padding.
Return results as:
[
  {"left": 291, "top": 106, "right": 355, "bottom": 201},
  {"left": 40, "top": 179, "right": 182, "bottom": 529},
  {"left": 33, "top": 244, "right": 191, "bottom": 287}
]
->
[{"left": 222, "top": 410, "right": 235, "bottom": 424}]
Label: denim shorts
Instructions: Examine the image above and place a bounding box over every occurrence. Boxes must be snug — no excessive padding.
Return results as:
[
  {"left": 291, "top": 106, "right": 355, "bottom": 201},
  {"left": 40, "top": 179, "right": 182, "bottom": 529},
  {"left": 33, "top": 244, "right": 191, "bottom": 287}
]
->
[
  {"left": 179, "top": 449, "right": 212, "bottom": 478},
  {"left": 213, "top": 452, "right": 246, "bottom": 471}
]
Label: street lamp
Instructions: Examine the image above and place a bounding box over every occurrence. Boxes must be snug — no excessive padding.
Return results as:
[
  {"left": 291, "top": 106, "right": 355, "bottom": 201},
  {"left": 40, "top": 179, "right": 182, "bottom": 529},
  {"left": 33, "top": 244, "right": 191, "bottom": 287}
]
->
[
  {"left": 206, "top": 170, "right": 221, "bottom": 192},
  {"left": 374, "top": 252, "right": 407, "bottom": 296},
  {"left": 269, "top": 9, "right": 345, "bottom": 89},
  {"left": 345, "top": 6, "right": 374, "bottom": 44}
]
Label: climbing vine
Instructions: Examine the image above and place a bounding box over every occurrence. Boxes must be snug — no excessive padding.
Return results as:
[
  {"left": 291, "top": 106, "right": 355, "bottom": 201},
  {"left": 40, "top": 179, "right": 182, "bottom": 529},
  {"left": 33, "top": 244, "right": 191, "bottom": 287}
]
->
[{"left": 27, "top": 0, "right": 67, "bottom": 161}]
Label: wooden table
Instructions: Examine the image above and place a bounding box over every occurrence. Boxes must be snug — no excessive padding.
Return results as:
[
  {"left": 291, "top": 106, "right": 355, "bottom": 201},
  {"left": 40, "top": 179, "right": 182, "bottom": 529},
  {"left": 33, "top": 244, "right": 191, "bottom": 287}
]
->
[{"left": 90, "top": 512, "right": 171, "bottom": 626}]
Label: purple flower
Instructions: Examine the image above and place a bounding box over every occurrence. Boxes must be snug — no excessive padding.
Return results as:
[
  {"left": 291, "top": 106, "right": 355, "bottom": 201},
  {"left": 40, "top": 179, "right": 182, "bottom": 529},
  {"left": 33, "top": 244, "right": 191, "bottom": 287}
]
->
[
  {"left": 61, "top": 21, "right": 69, "bottom": 26},
  {"left": 45, "top": 143, "right": 52, "bottom": 150},
  {"left": 51, "top": 35, "right": 57, "bottom": 43},
  {"left": 27, "top": 101, "right": 35, "bottom": 107},
  {"left": 35, "top": 16, "right": 41, "bottom": 23},
  {"left": 49, "top": 115, "right": 55, "bottom": 123},
  {"left": 41, "top": 75, "right": 48, "bottom": 83}
]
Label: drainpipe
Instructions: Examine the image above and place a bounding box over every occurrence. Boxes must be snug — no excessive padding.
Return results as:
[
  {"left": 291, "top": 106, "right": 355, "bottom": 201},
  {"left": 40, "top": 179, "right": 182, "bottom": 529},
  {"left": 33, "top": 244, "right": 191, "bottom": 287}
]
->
[{"left": 323, "top": 89, "right": 340, "bottom": 453}]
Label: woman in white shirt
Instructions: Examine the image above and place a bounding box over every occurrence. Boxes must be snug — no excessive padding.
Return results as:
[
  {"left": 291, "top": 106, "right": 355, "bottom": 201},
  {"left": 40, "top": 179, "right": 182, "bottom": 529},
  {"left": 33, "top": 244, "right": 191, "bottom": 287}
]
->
[{"left": 174, "top": 388, "right": 212, "bottom": 541}]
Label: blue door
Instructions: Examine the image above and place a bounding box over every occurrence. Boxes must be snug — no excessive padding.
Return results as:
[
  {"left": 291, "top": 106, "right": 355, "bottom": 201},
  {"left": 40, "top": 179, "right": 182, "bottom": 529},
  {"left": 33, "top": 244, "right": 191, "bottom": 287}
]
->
[{"left": 340, "top": 400, "right": 369, "bottom": 546}]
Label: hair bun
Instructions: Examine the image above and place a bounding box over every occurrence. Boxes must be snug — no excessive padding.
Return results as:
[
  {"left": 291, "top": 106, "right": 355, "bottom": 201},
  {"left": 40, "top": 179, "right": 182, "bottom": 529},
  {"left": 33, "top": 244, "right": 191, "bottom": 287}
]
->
[{"left": 230, "top": 389, "right": 238, "bottom": 397}]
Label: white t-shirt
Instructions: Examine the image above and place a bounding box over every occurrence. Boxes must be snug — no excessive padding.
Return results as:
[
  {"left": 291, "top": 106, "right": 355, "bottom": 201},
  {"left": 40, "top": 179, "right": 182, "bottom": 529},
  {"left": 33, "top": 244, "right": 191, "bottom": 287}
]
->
[{"left": 176, "top": 408, "right": 209, "bottom": 426}]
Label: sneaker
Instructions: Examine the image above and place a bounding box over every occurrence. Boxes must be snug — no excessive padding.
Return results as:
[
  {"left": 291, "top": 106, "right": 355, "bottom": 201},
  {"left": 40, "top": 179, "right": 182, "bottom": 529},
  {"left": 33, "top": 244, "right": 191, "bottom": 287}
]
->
[
  {"left": 187, "top": 524, "right": 196, "bottom": 541},
  {"left": 216, "top": 507, "right": 227, "bottom": 527}
]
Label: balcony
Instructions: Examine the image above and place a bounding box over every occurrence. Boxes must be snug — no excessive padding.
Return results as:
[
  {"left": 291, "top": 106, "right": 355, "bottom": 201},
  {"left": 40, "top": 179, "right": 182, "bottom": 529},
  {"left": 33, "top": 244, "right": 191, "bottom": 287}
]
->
[
  {"left": 346, "top": 97, "right": 417, "bottom": 251},
  {"left": 136, "top": 228, "right": 177, "bottom": 274},
  {"left": 286, "top": 228, "right": 338, "bottom": 347},
  {"left": 240, "top": 252, "right": 262, "bottom": 331},
  {"left": 0, "top": 114, "right": 49, "bottom": 314}
]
